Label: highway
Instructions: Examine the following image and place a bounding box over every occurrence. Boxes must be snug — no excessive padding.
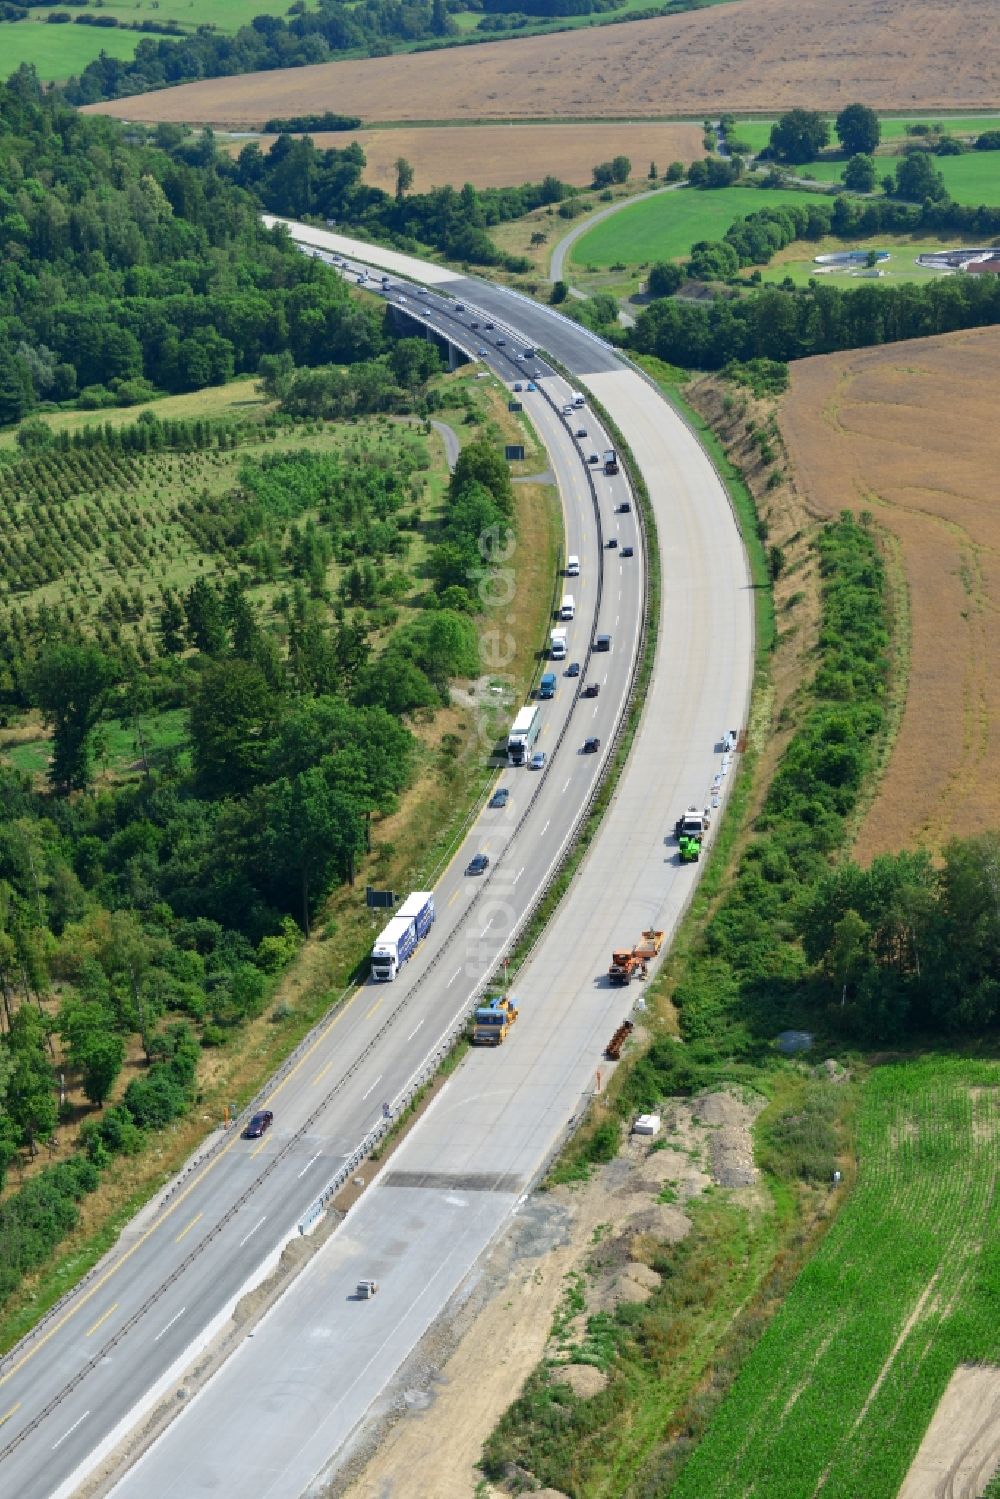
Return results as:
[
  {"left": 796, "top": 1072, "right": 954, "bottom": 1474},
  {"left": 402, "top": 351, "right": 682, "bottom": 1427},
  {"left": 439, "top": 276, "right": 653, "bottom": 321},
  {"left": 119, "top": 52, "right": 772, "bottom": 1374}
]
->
[
  {"left": 0, "top": 238, "right": 648, "bottom": 1499},
  {"left": 90, "top": 230, "right": 752, "bottom": 1498}
]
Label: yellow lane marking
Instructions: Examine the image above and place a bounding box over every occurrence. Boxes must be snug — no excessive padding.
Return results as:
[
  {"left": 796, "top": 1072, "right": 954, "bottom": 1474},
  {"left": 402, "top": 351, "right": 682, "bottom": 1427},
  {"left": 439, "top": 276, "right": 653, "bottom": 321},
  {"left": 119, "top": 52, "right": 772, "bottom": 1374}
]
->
[
  {"left": 365, "top": 996, "right": 383, "bottom": 1021},
  {"left": 174, "top": 1213, "right": 202, "bottom": 1244},
  {"left": 447, "top": 889, "right": 460, "bottom": 907},
  {"left": 85, "top": 1304, "right": 118, "bottom": 1339},
  {"left": 312, "top": 1061, "right": 333, "bottom": 1087},
  {"left": 0, "top": 1403, "right": 21, "bottom": 1429}
]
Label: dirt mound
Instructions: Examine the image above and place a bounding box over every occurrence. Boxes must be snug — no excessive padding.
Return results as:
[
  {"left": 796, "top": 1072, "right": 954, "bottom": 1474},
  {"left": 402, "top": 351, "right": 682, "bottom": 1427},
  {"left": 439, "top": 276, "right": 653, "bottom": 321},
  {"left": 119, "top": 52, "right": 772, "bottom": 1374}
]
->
[
  {"left": 593, "top": 1259, "right": 661, "bottom": 1312},
  {"left": 551, "top": 1364, "right": 609, "bottom": 1399}
]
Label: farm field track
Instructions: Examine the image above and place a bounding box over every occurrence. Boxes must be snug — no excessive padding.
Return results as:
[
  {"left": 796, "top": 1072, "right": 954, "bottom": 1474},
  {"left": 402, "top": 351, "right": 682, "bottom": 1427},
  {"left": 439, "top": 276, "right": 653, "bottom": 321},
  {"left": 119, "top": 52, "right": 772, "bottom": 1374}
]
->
[
  {"left": 671, "top": 1058, "right": 1000, "bottom": 1499},
  {"left": 780, "top": 326, "right": 1000, "bottom": 854},
  {"left": 82, "top": 0, "right": 1000, "bottom": 126},
  {"left": 226, "top": 122, "right": 705, "bottom": 191}
]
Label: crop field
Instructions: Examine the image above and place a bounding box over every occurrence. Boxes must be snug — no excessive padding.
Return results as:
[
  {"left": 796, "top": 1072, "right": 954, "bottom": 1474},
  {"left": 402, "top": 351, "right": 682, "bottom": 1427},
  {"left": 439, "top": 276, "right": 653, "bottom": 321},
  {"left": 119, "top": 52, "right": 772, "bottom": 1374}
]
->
[
  {"left": 570, "top": 185, "right": 816, "bottom": 267},
  {"left": 0, "top": 19, "right": 142, "bottom": 81},
  {"left": 84, "top": 0, "right": 1000, "bottom": 127},
  {"left": 780, "top": 325, "right": 1000, "bottom": 852},
  {"left": 235, "top": 122, "right": 705, "bottom": 191},
  {"left": 672, "top": 1058, "right": 1000, "bottom": 1499}
]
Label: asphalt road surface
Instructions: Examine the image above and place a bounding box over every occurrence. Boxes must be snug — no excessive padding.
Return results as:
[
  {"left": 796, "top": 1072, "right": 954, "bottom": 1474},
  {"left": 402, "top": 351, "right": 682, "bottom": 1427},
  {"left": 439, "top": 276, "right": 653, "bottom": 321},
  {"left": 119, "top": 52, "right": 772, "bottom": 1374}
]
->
[
  {"left": 94, "top": 230, "right": 752, "bottom": 1498},
  {"left": 0, "top": 243, "right": 648, "bottom": 1499}
]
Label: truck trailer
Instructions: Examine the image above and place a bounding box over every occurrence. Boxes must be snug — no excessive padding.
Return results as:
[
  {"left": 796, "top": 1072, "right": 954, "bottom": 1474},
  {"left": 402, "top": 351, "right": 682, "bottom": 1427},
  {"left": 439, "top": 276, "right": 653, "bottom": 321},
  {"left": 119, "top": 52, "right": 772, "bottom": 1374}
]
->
[
  {"left": 370, "top": 914, "right": 417, "bottom": 982},
  {"left": 507, "top": 705, "right": 541, "bottom": 766},
  {"left": 397, "top": 890, "right": 435, "bottom": 940}
]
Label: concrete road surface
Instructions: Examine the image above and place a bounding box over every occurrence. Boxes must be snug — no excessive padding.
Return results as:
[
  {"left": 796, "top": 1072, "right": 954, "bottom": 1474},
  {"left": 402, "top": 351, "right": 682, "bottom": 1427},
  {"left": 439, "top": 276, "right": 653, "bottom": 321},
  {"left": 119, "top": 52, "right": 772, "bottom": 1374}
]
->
[
  {"left": 104, "top": 261, "right": 752, "bottom": 1496},
  {"left": 0, "top": 275, "right": 646, "bottom": 1499}
]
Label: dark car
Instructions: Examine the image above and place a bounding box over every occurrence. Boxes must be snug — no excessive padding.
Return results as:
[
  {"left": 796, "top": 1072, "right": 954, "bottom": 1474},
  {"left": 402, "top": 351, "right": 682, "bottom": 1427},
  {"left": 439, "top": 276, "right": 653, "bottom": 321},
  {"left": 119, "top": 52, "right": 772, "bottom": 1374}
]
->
[
  {"left": 245, "top": 1109, "right": 273, "bottom": 1139},
  {"left": 575, "top": 427, "right": 588, "bottom": 439},
  {"left": 607, "top": 537, "right": 618, "bottom": 550},
  {"left": 583, "top": 737, "right": 601, "bottom": 754},
  {"left": 467, "top": 853, "right": 490, "bottom": 875},
  {"left": 622, "top": 545, "right": 634, "bottom": 558},
  {"left": 470, "top": 320, "right": 480, "bottom": 329},
  {"left": 588, "top": 453, "right": 600, "bottom": 465},
  {"left": 488, "top": 787, "right": 510, "bottom": 809},
  {"left": 455, "top": 302, "right": 466, "bottom": 312},
  {"left": 566, "top": 661, "right": 581, "bottom": 677},
  {"left": 595, "top": 634, "right": 612, "bottom": 652},
  {"left": 496, "top": 336, "right": 506, "bottom": 346},
  {"left": 617, "top": 501, "right": 631, "bottom": 513},
  {"left": 583, "top": 683, "right": 600, "bottom": 698},
  {"left": 484, "top": 321, "right": 495, "bottom": 330}
]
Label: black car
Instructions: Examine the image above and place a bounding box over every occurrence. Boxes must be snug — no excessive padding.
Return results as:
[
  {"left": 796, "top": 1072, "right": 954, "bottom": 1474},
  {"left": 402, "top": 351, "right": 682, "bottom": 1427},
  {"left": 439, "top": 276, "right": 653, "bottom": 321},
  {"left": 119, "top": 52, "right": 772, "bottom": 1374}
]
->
[
  {"left": 583, "top": 737, "right": 601, "bottom": 754},
  {"left": 583, "top": 683, "right": 600, "bottom": 698},
  {"left": 617, "top": 501, "right": 632, "bottom": 513},
  {"left": 488, "top": 787, "right": 510, "bottom": 809},
  {"left": 588, "top": 453, "right": 600, "bottom": 465},
  {"left": 244, "top": 1109, "right": 274, "bottom": 1139},
  {"left": 575, "top": 427, "right": 588, "bottom": 439},
  {"left": 622, "top": 545, "right": 634, "bottom": 558},
  {"left": 467, "top": 853, "right": 490, "bottom": 875},
  {"left": 566, "top": 661, "right": 581, "bottom": 677},
  {"left": 470, "top": 320, "right": 480, "bottom": 329},
  {"left": 484, "top": 321, "right": 495, "bottom": 330},
  {"left": 595, "top": 634, "right": 612, "bottom": 652},
  {"left": 496, "top": 336, "right": 506, "bottom": 346},
  {"left": 607, "top": 537, "right": 618, "bottom": 549}
]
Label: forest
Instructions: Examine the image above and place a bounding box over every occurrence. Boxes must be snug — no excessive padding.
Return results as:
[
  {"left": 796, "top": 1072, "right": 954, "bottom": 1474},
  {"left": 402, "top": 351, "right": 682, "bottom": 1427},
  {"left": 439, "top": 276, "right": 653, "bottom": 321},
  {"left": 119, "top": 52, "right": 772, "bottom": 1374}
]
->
[{"left": 0, "top": 69, "right": 393, "bottom": 422}]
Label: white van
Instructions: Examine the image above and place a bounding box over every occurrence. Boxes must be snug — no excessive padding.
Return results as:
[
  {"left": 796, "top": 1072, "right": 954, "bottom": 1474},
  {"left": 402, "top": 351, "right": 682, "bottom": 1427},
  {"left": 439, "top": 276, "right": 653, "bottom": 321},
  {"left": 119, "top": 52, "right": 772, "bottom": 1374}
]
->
[
  {"left": 559, "top": 594, "right": 576, "bottom": 621},
  {"left": 571, "top": 391, "right": 585, "bottom": 408},
  {"left": 566, "top": 555, "right": 580, "bottom": 577}
]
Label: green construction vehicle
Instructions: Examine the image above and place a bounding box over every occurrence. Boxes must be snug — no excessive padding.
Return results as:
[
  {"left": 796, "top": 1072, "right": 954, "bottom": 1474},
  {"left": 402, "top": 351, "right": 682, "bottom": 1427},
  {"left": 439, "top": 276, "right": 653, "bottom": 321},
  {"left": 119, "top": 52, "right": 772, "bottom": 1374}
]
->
[{"left": 678, "top": 834, "right": 701, "bottom": 863}]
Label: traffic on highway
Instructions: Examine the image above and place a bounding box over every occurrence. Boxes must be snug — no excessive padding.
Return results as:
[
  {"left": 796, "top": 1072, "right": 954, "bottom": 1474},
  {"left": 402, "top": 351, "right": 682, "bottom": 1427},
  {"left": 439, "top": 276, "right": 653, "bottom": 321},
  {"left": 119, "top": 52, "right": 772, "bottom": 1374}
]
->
[{"left": 0, "top": 237, "right": 649, "bottom": 1499}]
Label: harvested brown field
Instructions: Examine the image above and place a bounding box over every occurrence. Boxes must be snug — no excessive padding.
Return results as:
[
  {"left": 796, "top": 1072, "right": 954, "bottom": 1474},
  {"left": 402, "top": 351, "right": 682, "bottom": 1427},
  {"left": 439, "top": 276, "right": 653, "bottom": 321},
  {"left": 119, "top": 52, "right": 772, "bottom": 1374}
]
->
[
  {"left": 84, "top": 0, "right": 1000, "bottom": 127},
  {"left": 781, "top": 326, "right": 1000, "bottom": 855},
  {"left": 226, "top": 122, "right": 703, "bottom": 191}
]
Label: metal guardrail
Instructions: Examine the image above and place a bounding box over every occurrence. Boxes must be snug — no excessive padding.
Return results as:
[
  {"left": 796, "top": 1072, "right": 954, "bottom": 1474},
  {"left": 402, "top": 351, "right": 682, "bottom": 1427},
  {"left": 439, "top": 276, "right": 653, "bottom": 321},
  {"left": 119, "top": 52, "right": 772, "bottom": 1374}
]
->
[{"left": 0, "top": 261, "right": 652, "bottom": 1471}]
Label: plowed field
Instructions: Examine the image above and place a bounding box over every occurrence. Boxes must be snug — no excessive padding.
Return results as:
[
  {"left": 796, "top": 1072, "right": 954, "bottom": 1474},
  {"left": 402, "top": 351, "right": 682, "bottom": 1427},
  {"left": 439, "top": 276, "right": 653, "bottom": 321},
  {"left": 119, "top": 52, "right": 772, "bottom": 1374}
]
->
[
  {"left": 83, "top": 0, "right": 1000, "bottom": 127},
  {"left": 227, "top": 122, "right": 704, "bottom": 190},
  {"left": 781, "top": 326, "right": 1000, "bottom": 854}
]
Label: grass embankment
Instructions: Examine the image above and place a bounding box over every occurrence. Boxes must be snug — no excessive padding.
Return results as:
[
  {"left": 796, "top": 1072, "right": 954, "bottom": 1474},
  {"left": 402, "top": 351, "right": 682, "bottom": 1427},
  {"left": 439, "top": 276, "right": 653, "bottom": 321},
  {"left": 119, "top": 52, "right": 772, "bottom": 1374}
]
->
[
  {"left": 482, "top": 455, "right": 895, "bottom": 1492},
  {"left": 0, "top": 374, "right": 561, "bottom": 1357}
]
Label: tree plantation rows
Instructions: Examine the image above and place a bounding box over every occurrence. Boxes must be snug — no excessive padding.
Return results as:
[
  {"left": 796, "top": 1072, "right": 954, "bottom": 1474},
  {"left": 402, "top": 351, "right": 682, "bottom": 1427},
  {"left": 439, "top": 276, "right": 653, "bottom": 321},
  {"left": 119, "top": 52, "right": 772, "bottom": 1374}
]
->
[{"left": 0, "top": 394, "right": 516, "bottom": 1310}]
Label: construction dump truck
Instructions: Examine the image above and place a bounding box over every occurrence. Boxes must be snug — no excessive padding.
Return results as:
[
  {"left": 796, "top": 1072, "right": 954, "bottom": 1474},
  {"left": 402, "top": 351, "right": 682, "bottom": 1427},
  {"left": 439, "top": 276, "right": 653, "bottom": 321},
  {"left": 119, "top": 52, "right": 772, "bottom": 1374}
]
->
[
  {"left": 608, "top": 930, "right": 664, "bottom": 984},
  {"left": 472, "top": 995, "right": 519, "bottom": 1045}
]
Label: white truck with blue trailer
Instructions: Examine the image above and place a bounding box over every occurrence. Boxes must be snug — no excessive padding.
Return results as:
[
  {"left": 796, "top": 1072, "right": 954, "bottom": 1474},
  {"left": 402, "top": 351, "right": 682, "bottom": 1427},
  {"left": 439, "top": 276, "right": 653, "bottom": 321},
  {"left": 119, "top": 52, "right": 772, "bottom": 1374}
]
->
[{"left": 370, "top": 891, "right": 435, "bottom": 980}]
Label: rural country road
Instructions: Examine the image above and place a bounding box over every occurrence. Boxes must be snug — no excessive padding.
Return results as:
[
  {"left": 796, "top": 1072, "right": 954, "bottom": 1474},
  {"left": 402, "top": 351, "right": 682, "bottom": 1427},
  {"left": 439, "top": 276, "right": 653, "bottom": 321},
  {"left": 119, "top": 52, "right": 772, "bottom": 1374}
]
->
[
  {"left": 548, "top": 180, "right": 684, "bottom": 283},
  {"left": 429, "top": 418, "right": 460, "bottom": 470}
]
